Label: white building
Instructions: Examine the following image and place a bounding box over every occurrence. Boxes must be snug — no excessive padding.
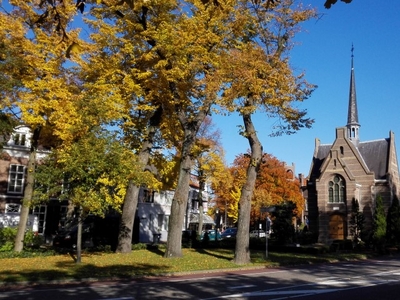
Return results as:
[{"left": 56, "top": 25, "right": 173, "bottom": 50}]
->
[{"left": 0, "top": 126, "right": 215, "bottom": 244}]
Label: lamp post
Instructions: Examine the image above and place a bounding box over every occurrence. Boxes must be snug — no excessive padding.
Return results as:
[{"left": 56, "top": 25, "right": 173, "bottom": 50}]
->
[{"left": 215, "top": 209, "right": 219, "bottom": 241}]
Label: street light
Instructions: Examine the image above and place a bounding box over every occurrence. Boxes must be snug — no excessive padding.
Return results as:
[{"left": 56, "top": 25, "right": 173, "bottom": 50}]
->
[{"left": 215, "top": 209, "right": 219, "bottom": 241}]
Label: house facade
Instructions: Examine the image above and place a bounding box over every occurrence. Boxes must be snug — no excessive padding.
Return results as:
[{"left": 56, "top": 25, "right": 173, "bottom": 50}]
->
[
  {"left": 0, "top": 125, "right": 52, "bottom": 235},
  {"left": 0, "top": 125, "right": 213, "bottom": 244},
  {"left": 307, "top": 55, "right": 400, "bottom": 244},
  {"left": 136, "top": 174, "right": 213, "bottom": 243}
]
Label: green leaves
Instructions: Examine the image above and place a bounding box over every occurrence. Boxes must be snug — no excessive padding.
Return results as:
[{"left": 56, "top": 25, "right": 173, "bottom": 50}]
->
[{"left": 34, "top": 128, "right": 158, "bottom": 216}]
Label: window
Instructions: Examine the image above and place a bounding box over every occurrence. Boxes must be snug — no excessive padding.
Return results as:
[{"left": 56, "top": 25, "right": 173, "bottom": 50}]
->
[
  {"left": 32, "top": 205, "right": 47, "bottom": 234},
  {"left": 14, "top": 134, "right": 26, "bottom": 146},
  {"left": 5, "top": 203, "right": 21, "bottom": 213},
  {"left": 141, "top": 189, "right": 154, "bottom": 203},
  {"left": 328, "top": 175, "right": 345, "bottom": 203},
  {"left": 8, "top": 165, "right": 25, "bottom": 194}
]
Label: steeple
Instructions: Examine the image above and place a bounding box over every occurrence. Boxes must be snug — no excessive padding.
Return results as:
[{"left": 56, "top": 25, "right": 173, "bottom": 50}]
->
[{"left": 346, "top": 45, "right": 360, "bottom": 145}]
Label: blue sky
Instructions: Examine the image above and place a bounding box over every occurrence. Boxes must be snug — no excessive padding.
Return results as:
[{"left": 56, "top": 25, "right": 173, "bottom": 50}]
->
[{"left": 214, "top": 0, "right": 400, "bottom": 177}]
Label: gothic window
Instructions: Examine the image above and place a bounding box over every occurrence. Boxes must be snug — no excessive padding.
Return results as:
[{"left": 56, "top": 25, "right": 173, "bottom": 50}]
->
[
  {"left": 8, "top": 165, "right": 25, "bottom": 194},
  {"left": 340, "top": 146, "right": 344, "bottom": 155},
  {"left": 328, "top": 175, "right": 345, "bottom": 203}
]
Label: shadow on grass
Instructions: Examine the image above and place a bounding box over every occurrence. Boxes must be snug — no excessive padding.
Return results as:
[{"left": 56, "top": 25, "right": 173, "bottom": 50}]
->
[
  {"left": 0, "top": 262, "right": 173, "bottom": 287},
  {"left": 193, "top": 247, "right": 235, "bottom": 261},
  {"left": 145, "top": 244, "right": 165, "bottom": 257}
]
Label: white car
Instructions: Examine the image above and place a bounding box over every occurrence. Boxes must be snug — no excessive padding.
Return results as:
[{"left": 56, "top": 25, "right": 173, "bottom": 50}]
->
[{"left": 249, "top": 230, "right": 266, "bottom": 238}]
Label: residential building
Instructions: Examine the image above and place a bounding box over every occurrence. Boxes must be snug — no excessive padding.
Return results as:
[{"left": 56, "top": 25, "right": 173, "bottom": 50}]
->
[
  {"left": 0, "top": 125, "right": 51, "bottom": 235},
  {"left": 0, "top": 125, "right": 213, "bottom": 244},
  {"left": 135, "top": 174, "right": 213, "bottom": 243}
]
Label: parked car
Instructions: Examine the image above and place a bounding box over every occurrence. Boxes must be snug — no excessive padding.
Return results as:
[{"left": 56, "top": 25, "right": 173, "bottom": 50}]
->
[
  {"left": 53, "top": 222, "right": 93, "bottom": 250},
  {"left": 200, "top": 229, "right": 221, "bottom": 241},
  {"left": 249, "top": 229, "right": 266, "bottom": 238},
  {"left": 221, "top": 227, "right": 237, "bottom": 239}
]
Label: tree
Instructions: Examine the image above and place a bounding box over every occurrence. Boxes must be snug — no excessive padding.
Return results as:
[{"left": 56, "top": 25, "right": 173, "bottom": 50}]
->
[
  {"left": 0, "top": 112, "right": 17, "bottom": 149},
  {"left": 211, "top": 164, "right": 236, "bottom": 227},
  {"left": 349, "top": 198, "right": 364, "bottom": 247},
  {"left": 371, "top": 195, "right": 387, "bottom": 252},
  {"left": 215, "top": 153, "right": 304, "bottom": 230},
  {"left": 35, "top": 129, "right": 158, "bottom": 262},
  {"left": 0, "top": 0, "right": 86, "bottom": 251},
  {"left": 192, "top": 117, "right": 225, "bottom": 237},
  {"left": 217, "top": 0, "right": 316, "bottom": 264},
  {"left": 254, "top": 153, "right": 304, "bottom": 222},
  {"left": 386, "top": 195, "right": 400, "bottom": 246},
  {"left": 270, "top": 201, "right": 296, "bottom": 245},
  {"left": 75, "top": 1, "right": 234, "bottom": 257}
]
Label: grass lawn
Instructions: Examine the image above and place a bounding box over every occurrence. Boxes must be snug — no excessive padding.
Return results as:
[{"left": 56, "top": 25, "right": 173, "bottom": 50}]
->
[{"left": 0, "top": 246, "right": 370, "bottom": 285}]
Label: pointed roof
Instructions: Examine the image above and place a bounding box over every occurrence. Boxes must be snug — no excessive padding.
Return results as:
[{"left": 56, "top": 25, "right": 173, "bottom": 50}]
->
[{"left": 347, "top": 45, "right": 360, "bottom": 128}]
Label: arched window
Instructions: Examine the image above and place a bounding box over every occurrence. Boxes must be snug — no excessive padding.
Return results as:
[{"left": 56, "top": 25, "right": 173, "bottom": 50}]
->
[{"left": 328, "top": 175, "right": 345, "bottom": 203}]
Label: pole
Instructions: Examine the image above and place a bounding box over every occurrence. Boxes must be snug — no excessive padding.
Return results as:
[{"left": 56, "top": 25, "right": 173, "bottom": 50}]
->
[{"left": 265, "top": 217, "right": 268, "bottom": 259}]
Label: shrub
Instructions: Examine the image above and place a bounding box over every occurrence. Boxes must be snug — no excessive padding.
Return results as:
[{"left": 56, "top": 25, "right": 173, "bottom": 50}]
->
[
  {"left": 0, "top": 228, "right": 44, "bottom": 251},
  {"left": 132, "top": 243, "right": 148, "bottom": 250},
  {"left": 0, "top": 227, "right": 17, "bottom": 252},
  {"left": 372, "top": 195, "right": 387, "bottom": 252}
]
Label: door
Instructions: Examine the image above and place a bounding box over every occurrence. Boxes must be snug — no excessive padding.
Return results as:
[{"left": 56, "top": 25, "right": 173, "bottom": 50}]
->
[{"left": 329, "top": 214, "right": 344, "bottom": 240}]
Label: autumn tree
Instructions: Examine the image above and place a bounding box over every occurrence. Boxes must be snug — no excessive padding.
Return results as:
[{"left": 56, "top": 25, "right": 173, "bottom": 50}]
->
[
  {"left": 216, "top": 153, "right": 304, "bottom": 229},
  {"left": 217, "top": 0, "right": 316, "bottom": 264},
  {"left": 35, "top": 129, "right": 158, "bottom": 262},
  {"left": 192, "top": 116, "right": 225, "bottom": 236},
  {"left": 211, "top": 163, "right": 236, "bottom": 227},
  {"left": 254, "top": 153, "right": 304, "bottom": 222},
  {"left": 0, "top": 0, "right": 87, "bottom": 251},
  {"left": 78, "top": 0, "right": 244, "bottom": 258}
]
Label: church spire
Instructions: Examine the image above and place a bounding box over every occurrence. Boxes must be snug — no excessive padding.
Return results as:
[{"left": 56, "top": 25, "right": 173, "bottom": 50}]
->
[{"left": 347, "top": 44, "right": 360, "bottom": 145}]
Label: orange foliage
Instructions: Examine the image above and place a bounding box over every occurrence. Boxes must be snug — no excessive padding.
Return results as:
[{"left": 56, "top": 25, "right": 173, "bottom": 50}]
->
[{"left": 213, "top": 152, "right": 304, "bottom": 226}]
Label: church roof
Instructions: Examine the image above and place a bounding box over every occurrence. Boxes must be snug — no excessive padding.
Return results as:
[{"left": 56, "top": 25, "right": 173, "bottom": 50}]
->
[
  {"left": 311, "top": 138, "right": 389, "bottom": 180},
  {"left": 358, "top": 139, "right": 389, "bottom": 179}
]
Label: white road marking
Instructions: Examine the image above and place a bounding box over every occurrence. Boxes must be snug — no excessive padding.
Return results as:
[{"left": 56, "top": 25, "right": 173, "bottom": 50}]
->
[{"left": 228, "top": 285, "right": 256, "bottom": 290}]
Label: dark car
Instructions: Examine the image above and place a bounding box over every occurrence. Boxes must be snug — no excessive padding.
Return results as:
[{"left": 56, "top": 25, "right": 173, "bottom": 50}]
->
[
  {"left": 221, "top": 227, "right": 238, "bottom": 239},
  {"left": 200, "top": 229, "right": 221, "bottom": 241},
  {"left": 53, "top": 222, "right": 93, "bottom": 250},
  {"left": 53, "top": 215, "right": 119, "bottom": 251}
]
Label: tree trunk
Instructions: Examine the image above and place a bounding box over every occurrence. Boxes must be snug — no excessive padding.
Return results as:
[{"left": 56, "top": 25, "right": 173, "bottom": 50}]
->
[
  {"left": 116, "top": 107, "right": 162, "bottom": 253},
  {"left": 14, "top": 127, "right": 41, "bottom": 252},
  {"left": 76, "top": 206, "right": 83, "bottom": 264},
  {"left": 197, "top": 171, "right": 205, "bottom": 237},
  {"left": 116, "top": 181, "right": 140, "bottom": 253},
  {"left": 233, "top": 109, "right": 263, "bottom": 265},
  {"left": 164, "top": 154, "right": 192, "bottom": 258}
]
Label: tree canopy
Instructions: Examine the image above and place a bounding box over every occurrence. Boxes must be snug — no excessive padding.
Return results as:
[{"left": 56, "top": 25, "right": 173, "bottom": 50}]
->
[
  {"left": 213, "top": 152, "right": 304, "bottom": 227},
  {"left": 1, "top": 0, "right": 316, "bottom": 260}
]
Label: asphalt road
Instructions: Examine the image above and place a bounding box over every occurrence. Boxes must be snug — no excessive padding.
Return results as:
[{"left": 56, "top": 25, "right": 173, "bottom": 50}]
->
[{"left": 1, "top": 255, "right": 400, "bottom": 300}]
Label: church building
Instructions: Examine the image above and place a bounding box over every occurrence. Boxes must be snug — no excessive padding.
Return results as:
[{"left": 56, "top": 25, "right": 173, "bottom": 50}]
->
[{"left": 306, "top": 52, "right": 400, "bottom": 244}]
